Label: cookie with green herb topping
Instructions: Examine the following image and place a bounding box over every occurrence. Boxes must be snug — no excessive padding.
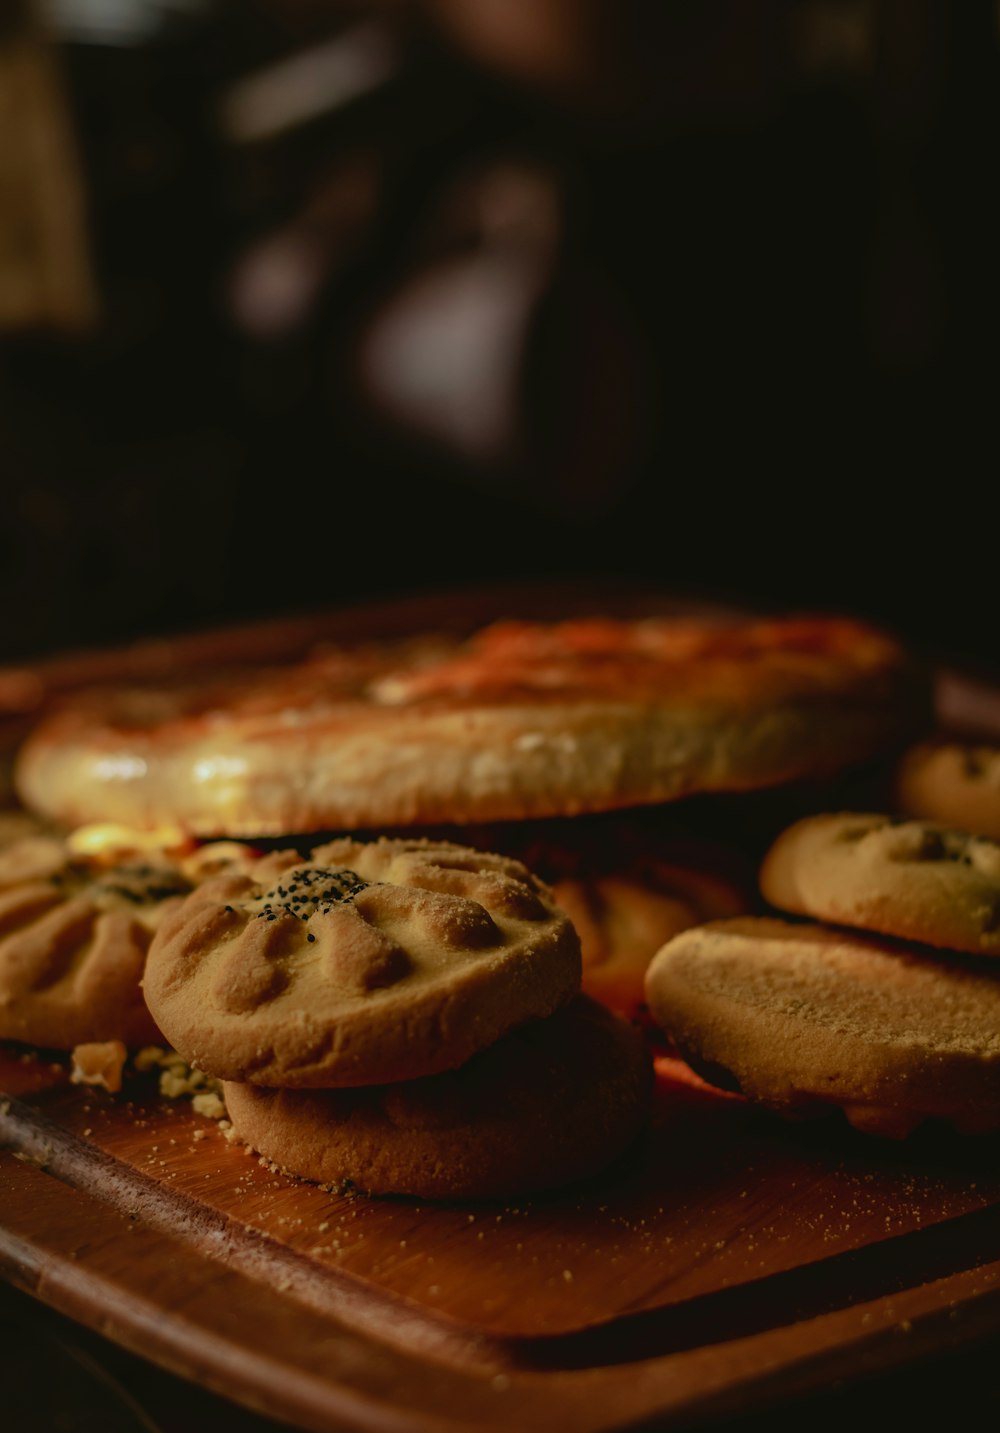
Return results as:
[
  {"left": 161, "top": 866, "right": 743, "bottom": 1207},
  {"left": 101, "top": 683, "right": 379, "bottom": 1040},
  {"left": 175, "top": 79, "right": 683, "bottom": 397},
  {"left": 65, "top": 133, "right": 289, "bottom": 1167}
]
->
[
  {"left": 760, "top": 812, "right": 1000, "bottom": 956},
  {"left": 0, "top": 834, "right": 192, "bottom": 1049}
]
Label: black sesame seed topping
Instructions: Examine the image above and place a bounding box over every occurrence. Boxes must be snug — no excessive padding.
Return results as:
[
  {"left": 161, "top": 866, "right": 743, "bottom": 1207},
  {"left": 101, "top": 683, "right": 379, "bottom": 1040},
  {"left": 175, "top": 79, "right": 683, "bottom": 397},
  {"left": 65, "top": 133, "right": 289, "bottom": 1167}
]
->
[{"left": 254, "top": 867, "right": 369, "bottom": 920}]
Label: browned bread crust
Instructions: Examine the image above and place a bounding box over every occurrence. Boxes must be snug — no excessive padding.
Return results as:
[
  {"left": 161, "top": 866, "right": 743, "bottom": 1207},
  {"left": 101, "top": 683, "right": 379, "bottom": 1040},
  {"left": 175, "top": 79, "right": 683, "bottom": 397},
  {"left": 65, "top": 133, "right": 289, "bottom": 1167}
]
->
[
  {"left": 14, "top": 615, "right": 926, "bottom": 837},
  {"left": 222, "top": 996, "right": 652, "bottom": 1199},
  {"left": 143, "top": 837, "right": 582, "bottom": 1087}
]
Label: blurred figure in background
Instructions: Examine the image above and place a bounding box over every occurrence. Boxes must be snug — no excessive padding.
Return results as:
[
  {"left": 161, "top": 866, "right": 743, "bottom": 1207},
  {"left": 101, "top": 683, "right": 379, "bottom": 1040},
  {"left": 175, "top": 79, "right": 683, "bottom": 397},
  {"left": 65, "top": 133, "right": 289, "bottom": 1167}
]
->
[{"left": 0, "top": 1, "right": 997, "bottom": 667}]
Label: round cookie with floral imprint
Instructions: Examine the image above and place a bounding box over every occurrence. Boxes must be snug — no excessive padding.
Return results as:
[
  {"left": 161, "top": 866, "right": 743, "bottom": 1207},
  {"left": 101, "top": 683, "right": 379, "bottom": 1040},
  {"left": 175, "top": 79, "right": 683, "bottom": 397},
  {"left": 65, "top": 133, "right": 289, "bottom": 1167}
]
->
[
  {"left": 222, "top": 995, "right": 652, "bottom": 1199},
  {"left": 895, "top": 739, "right": 1000, "bottom": 841},
  {"left": 142, "top": 837, "right": 582, "bottom": 1088},
  {"left": 644, "top": 916, "right": 1000, "bottom": 1139},
  {"left": 0, "top": 833, "right": 254, "bottom": 1049},
  {"left": 760, "top": 812, "right": 1000, "bottom": 956},
  {"left": 551, "top": 860, "right": 750, "bottom": 1014}
]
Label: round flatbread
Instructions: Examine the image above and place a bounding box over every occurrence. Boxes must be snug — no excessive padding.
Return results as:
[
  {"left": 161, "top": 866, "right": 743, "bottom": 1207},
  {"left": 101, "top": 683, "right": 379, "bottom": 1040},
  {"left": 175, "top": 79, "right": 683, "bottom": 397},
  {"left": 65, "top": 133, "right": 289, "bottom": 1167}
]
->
[
  {"left": 143, "top": 837, "right": 582, "bottom": 1087},
  {"left": 644, "top": 916, "right": 1000, "bottom": 1138},
  {"left": 222, "top": 996, "right": 652, "bottom": 1199},
  {"left": 760, "top": 812, "right": 1000, "bottom": 957},
  {"left": 13, "top": 614, "right": 925, "bottom": 837}
]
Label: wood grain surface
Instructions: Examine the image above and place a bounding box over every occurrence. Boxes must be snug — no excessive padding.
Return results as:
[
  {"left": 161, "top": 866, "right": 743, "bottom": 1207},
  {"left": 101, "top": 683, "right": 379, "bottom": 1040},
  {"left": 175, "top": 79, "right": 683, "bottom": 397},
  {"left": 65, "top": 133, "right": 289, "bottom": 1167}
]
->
[
  {"left": 4, "top": 1041, "right": 1000, "bottom": 1432},
  {"left": 3, "top": 599, "right": 1000, "bottom": 1430}
]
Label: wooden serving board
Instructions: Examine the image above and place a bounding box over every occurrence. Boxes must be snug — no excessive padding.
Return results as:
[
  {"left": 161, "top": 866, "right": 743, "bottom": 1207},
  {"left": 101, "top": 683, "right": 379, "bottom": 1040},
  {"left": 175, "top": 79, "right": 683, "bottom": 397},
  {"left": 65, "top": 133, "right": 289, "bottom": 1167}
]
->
[
  {"left": 4, "top": 1041, "right": 1000, "bottom": 1433},
  {"left": 3, "top": 595, "right": 1000, "bottom": 1430}
]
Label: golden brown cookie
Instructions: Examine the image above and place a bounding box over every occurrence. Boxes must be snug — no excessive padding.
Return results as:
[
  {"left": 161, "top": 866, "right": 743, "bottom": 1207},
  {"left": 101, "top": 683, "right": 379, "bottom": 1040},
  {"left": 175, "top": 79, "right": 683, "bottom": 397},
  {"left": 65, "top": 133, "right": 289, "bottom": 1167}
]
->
[
  {"left": 222, "top": 995, "right": 652, "bottom": 1199},
  {"left": 143, "top": 837, "right": 582, "bottom": 1088},
  {"left": 459, "top": 816, "right": 754, "bottom": 1014},
  {"left": 760, "top": 812, "right": 1000, "bottom": 956},
  {"left": 895, "top": 738, "right": 1000, "bottom": 840},
  {"left": 644, "top": 916, "right": 1000, "bottom": 1137},
  {"left": 0, "top": 837, "right": 190, "bottom": 1049},
  {"left": 552, "top": 859, "right": 750, "bottom": 1012},
  {"left": 14, "top": 614, "right": 925, "bottom": 836}
]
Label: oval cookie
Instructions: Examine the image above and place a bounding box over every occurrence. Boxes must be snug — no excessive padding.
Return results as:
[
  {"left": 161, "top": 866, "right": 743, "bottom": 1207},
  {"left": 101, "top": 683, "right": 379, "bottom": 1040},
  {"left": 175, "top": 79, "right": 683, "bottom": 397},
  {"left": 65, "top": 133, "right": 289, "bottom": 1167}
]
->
[
  {"left": 895, "top": 739, "right": 1000, "bottom": 840},
  {"left": 760, "top": 812, "right": 1000, "bottom": 956},
  {"left": 223, "top": 996, "right": 652, "bottom": 1199},
  {"left": 143, "top": 837, "right": 582, "bottom": 1087},
  {"left": 644, "top": 916, "right": 1000, "bottom": 1137}
]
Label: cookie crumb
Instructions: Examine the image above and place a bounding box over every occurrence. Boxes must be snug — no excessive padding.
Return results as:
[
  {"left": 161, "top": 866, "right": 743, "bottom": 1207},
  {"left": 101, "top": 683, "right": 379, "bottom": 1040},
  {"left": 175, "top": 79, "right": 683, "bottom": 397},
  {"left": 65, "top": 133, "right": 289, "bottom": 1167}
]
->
[
  {"left": 70, "top": 1041, "right": 127, "bottom": 1094},
  {"left": 135, "top": 1046, "right": 226, "bottom": 1117}
]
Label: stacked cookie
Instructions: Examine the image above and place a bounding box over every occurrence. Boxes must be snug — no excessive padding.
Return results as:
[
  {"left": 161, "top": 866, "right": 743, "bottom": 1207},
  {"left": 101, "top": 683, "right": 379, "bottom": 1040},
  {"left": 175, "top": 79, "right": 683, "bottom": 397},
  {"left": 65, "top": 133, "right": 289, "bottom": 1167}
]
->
[
  {"left": 142, "top": 836, "right": 653, "bottom": 1199},
  {"left": 645, "top": 813, "right": 1000, "bottom": 1138}
]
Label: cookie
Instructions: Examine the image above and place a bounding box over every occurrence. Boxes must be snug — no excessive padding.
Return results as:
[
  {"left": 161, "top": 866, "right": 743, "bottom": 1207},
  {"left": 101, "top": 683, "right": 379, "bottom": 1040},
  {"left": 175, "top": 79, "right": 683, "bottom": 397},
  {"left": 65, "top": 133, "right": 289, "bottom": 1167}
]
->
[
  {"left": 142, "top": 837, "right": 582, "bottom": 1087},
  {"left": 895, "top": 739, "right": 1000, "bottom": 840},
  {"left": 0, "top": 836, "right": 190, "bottom": 1049},
  {"left": 551, "top": 859, "right": 750, "bottom": 1012},
  {"left": 222, "top": 995, "right": 652, "bottom": 1199},
  {"left": 760, "top": 812, "right": 1000, "bottom": 956},
  {"left": 643, "top": 917, "right": 1000, "bottom": 1137},
  {"left": 456, "top": 817, "right": 753, "bottom": 1014},
  {"left": 14, "top": 614, "right": 925, "bottom": 836}
]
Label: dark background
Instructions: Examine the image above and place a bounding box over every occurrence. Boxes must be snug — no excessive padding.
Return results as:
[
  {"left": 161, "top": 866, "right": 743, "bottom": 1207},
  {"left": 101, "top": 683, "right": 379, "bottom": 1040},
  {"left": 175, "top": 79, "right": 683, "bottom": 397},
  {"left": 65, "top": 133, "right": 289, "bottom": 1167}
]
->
[
  {"left": 1, "top": 0, "right": 998, "bottom": 671},
  {"left": 2, "top": 8, "right": 1000, "bottom": 1425}
]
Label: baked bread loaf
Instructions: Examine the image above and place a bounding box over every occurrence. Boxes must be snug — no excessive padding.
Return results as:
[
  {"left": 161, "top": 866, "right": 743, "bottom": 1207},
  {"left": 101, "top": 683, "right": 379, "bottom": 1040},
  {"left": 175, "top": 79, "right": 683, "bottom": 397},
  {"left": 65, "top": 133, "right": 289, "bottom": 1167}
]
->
[
  {"left": 13, "top": 614, "right": 926, "bottom": 837},
  {"left": 644, "top": 916, "right": 1000, "bottom": 1137},
  {"left": 143, "top": 837, "right": 582, "bottom": 1087},
  {"left": 760, "top": 812, "right": 1000, "bottom": 956},
  {"left": 222, "top": 995, "right": 652, "bottom": 1199}
]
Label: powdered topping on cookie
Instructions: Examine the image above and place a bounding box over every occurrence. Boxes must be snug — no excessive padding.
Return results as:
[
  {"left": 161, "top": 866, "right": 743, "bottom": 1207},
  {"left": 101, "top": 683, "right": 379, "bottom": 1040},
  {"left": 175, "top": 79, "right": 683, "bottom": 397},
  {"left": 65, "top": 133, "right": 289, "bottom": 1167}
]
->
[
  {"left": 760, "top": 812, "right": 1000, "bottom": 956},
  {"left": 142, "top": 837, "right": 581, "bottom": 1088},
  {"left": 644, "top": 916, "right": 1000, "bottom": 1138}
]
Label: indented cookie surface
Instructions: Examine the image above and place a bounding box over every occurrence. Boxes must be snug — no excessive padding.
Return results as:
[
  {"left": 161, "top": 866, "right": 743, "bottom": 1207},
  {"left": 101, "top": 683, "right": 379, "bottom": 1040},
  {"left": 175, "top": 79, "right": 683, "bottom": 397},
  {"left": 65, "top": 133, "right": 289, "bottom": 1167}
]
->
[
  {"left": 551, "top": 859, "right": 750, "bottom": 1013},
  {"left": 0, "top": 833, "right": 254, "bottom": 1049},
  {"left": 466, "top": 818, "right": 754, "bottom": 1014},
  {"left": 644, "top": 917, "right": 1000, "bottom": 1137},
  {"left": 14, "top": 614, "right": 926, "bottom": 835},
  {"left": 143, "top": 837, "right": 582, "bottom": 1087},
  {"left": 760, "top": 812, "right": 1000, "bottom": 957},
  {"left": 895, "top": 739, "right": 1000, "bottom": 840},
  {"left": 222, "top": 996, "right": 652, "bottom": 1199}
]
